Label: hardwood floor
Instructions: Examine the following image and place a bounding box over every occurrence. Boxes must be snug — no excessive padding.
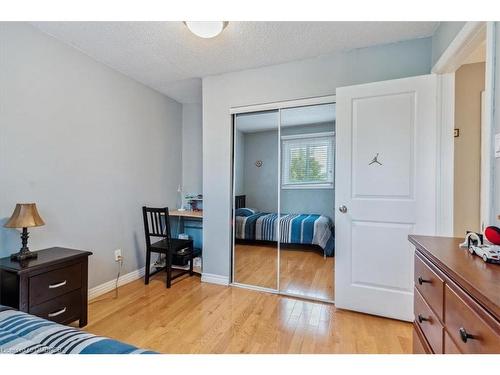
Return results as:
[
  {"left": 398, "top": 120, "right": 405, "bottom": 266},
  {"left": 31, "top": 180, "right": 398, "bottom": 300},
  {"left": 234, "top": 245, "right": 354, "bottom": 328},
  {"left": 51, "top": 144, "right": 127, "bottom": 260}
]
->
[
  {"left": 234, "top": 243, "right": 278, "bottom": 289},
  {"left": 280, "top": 248, "right": 334, "bottom": 300},
  {"left": 85, "top": 275, "right": 412, "bottom": 354},
  {"left": 234, "top": 243, "right": 334, "bottom": 300}
]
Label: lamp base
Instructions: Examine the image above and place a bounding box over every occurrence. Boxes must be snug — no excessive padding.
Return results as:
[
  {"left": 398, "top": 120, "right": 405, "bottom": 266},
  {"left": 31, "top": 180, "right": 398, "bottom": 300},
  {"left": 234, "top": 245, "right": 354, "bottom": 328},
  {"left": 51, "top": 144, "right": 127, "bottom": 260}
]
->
[
  {"left": 10, "top": 249, "right": 38, "bottom": 262},
  {"left": 10, "top": 228, "right": 38, "bottom": 262}
]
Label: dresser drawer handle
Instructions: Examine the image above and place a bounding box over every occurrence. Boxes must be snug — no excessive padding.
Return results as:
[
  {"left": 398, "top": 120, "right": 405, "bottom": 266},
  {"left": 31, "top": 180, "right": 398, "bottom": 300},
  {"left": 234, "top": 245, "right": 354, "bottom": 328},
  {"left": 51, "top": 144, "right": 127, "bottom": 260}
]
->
[
  {"left": 48, "top": 280, "right": 67, "bottom": 289},
  {"left": 417, "top": 314, "right": 429, "bottom": 323},
  {"left": 459, "top": 327, "right": 475, "bottom": 343},
  {"left": 417, "top": 276, "right": 431, "bottom": 285},
  {"left": 48, "top": 307, "right": 67, "bottom": 318}
]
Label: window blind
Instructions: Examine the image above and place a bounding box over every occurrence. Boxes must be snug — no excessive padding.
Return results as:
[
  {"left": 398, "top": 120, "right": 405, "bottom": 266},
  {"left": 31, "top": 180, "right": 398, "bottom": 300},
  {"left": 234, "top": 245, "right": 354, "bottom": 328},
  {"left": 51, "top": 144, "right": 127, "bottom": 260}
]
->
[{"left": 282, "top": 134, "right": 334, "bottom": 188}]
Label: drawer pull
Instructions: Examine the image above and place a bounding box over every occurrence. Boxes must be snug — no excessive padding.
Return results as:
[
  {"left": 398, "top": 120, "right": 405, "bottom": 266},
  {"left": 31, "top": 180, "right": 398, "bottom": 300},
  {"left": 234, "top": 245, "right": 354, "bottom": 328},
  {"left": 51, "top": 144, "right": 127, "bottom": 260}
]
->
[
  {"left": 459, "top": 327, "right": 475, "bottom": 343},
  {"left": 417, "top": 314, "right": 429, "bottom": 323},
  {"left": 48, "top": 307, "right": 67, "bottom": 318},
  {"left": 48, "top": 280, "right": 67, "bottom": 289},
  {"left": 418, "top": 276, "right": 431, "bottom": 285}
]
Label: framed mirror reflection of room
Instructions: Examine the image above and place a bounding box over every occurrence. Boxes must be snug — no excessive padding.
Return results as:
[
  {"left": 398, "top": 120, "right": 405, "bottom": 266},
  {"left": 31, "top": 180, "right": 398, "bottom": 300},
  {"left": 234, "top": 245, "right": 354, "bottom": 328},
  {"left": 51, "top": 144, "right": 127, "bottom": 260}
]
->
[{"left": 231, "top": 102, "right": 336, "bottom": 302}]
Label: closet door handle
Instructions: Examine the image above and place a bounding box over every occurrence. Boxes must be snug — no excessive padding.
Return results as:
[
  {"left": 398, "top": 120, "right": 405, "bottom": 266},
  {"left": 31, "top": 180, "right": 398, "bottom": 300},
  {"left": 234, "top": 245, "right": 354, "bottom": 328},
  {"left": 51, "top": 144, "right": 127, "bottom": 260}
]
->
[{"left": 339, "top": 205, "right": 348, "bottom": 213}]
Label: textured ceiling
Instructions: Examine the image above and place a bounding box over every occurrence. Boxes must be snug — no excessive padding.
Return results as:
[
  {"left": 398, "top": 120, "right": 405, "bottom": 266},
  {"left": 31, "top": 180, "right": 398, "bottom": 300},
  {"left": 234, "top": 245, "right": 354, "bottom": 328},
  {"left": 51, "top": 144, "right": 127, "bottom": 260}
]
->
[{"left": 32, "top": 22, "right": 439, "bottom": 104}]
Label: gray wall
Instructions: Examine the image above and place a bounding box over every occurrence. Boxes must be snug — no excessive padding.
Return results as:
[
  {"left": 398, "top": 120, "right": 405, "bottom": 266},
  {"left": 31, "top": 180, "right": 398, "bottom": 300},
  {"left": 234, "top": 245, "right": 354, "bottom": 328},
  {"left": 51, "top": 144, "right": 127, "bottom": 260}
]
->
[
  {"left": 182, "top": 103, "right": 203, "bottom": 195},
  {"left": 0, "top": 23, "right": 183, "bottom": 288},
  {"left": 242, "top": 130, "right": 279, "bottom": 212},
  {"left": 234, "top": 128, "right": 245, "bottom": 196},
  {"left": 203, "top": 37, "right": 433, "bottom": 279},
  {"left": 431, "top": 22, "right": 466, "bottom": 67},
  {"left": 240, "top": 123, "right": 334, "bottom": 219}
]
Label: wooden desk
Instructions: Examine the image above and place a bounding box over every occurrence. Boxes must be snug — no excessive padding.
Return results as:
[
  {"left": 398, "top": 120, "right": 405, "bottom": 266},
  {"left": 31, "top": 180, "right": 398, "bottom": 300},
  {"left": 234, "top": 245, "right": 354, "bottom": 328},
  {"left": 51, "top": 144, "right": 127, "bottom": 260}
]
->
[
  {"left": 168, "top": 210, "right": 203, "bottom": 235},
  {"left": 169, "top": 210, "right": 203, "bottom": 219},
  {"left": 167, "top": 210, "right": 203, "bottom": 275}
]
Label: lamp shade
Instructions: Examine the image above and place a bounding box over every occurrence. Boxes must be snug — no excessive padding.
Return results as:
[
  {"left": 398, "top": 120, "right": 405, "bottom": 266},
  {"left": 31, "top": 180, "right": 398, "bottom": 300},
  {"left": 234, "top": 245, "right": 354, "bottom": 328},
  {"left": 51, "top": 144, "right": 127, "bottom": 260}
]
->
[{"left": 4, "top": 203, "right": 45, "bottom": 228}]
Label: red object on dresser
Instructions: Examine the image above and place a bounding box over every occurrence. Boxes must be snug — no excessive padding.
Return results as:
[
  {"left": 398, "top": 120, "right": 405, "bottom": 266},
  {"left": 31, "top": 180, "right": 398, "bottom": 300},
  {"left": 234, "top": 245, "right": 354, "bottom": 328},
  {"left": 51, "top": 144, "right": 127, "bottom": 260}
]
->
[{"left": 484, "top": 226, "right": 500, "bottom": 245}]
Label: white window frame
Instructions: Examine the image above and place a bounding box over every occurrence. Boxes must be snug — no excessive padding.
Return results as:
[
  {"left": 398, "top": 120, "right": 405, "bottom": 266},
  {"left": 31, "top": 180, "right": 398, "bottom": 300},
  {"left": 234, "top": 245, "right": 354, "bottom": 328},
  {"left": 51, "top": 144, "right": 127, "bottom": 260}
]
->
[{"left": 281, "top": 131, "right": 335, "bottom": 190}]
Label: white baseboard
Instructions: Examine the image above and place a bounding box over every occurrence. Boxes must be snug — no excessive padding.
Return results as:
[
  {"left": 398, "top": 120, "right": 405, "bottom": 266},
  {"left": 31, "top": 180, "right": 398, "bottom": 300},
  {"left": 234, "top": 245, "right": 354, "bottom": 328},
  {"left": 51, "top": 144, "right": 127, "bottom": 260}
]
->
[
  {"left": 201, "top": 273, "right": 230, "bottom": 286},
  {"left": 89, "top": 269, "right": 229, "bottom": 300},
  {"left": 88, "top": 267, "right": 146, "bottom": 300}
]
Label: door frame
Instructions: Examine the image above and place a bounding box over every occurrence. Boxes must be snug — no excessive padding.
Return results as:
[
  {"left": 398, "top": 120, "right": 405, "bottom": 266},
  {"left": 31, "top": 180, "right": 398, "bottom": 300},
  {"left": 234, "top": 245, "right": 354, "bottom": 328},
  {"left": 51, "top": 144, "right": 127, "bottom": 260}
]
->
[
  {"left": 229, "top": 94, "right": 337, "bottom": 303},
  {"left": 432, "top": 21, "right": 495, "bottom": 234}
]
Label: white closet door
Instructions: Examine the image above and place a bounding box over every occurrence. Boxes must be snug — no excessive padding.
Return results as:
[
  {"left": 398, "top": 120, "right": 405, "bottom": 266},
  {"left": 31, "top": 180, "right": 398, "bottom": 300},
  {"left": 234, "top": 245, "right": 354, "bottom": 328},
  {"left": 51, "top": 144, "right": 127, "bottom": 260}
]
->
[{"left": 335, "top": 75, "right": 438, "bottom": 321}]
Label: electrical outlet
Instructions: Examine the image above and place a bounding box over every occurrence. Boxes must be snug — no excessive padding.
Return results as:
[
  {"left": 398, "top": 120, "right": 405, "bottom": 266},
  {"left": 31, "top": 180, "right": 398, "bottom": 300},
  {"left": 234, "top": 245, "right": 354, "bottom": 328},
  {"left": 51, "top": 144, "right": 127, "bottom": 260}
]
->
[{"left": 114, "top": 249, "right": 122, "bottom": 262}]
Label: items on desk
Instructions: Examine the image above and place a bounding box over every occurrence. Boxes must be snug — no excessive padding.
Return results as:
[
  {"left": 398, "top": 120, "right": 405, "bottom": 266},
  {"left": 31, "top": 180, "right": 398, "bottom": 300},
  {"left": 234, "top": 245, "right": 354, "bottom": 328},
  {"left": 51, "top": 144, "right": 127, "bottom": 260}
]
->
[
  {"left": 177, "top": 185, "right": 186, "bottom": 211},
  {"left": 168, "top": 209, "right": 202, "bottom": 272},
  {"left": 185, "top": 194, "right": 203, "bottom": 211}
]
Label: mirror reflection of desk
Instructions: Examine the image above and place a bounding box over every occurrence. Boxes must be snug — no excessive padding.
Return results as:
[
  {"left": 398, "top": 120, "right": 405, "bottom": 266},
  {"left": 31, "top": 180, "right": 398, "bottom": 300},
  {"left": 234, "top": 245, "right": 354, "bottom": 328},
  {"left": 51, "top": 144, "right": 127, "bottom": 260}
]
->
[{"left": 168, "top": 210, "right": 203, "bottom": 274}]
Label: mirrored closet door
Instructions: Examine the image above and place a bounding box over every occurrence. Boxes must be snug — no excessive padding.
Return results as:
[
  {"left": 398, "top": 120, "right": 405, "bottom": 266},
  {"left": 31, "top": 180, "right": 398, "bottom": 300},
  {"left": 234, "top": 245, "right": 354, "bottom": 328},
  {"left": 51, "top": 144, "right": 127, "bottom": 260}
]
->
[
  {"left": 279, "top": 104, "right": 336, "bottom": 301},
  {"left": 232, "top": 102, "right": 336, "bottom": 302},
  {"left": 232, "top": 110, "right": 279, "bottom": 290}
]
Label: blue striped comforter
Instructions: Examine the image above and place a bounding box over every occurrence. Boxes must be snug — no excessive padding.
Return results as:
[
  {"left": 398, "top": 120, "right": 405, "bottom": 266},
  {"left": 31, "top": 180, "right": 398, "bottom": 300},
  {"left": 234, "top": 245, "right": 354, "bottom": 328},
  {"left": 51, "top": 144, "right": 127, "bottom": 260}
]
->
[
  {"left": 0, "top": 307, "right": 156, "bottom": 354},
  {"left": 235, "top": 212, "right": 335, "bottom": 256}
]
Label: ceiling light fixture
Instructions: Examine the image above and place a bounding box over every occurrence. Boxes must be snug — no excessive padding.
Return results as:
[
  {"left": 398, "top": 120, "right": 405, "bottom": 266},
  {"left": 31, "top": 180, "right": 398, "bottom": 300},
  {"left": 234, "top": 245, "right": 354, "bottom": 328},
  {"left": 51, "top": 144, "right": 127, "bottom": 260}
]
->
[{"left": 184, "top": 21, "right": 228, "bottom": 39}]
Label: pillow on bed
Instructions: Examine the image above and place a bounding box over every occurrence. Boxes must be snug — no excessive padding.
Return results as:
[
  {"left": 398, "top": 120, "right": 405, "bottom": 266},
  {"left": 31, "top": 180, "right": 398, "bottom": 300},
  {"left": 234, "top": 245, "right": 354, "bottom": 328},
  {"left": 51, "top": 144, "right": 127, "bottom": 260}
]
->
[{"left": 235, "top": 208, "right": 258, "bottom": 217}]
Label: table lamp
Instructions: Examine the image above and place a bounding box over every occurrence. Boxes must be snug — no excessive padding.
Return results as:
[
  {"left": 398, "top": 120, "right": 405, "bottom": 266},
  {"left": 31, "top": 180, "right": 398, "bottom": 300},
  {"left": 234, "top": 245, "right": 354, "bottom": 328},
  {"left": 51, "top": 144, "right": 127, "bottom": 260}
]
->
[{"left": 4, "top": 203, "right": 45, "bottom": 261}]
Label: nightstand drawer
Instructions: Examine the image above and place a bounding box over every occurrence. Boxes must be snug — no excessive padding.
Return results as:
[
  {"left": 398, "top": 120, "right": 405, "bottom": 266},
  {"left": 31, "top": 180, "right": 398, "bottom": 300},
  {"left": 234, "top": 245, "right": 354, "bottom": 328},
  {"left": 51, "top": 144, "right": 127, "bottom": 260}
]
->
[
  {"left": 414, "top": 254, "right": 444, "bottom": 320},
  {"left": 30, "top": 290, "right": 81, "bottom": 324},
  {"left": 29, "top": 263, "right": 82, "bottom": 306}
]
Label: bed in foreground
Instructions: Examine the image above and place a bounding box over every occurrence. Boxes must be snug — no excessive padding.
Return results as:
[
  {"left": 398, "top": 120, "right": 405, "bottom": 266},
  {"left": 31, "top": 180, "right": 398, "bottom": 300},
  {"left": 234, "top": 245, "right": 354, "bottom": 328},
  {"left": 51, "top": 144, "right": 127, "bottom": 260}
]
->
[
  {"left": 0, "top": 306, "right": 155, "bottom": 354},
  {"left": 234, "top": 208, "right": 335, "bottom": 257}
]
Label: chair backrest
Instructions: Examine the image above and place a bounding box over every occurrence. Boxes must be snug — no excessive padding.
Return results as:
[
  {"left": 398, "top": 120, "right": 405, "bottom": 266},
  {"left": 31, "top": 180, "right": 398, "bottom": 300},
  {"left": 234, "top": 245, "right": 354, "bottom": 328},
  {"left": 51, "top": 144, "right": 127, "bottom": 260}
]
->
[{"left": 142, "top": 206, "right": 171, "bottom": 248}]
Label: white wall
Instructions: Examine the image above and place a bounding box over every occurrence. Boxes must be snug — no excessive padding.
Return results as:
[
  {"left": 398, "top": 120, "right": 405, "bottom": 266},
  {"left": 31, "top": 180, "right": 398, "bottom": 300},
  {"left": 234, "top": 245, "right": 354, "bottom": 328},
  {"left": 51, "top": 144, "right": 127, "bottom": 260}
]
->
[
  {"left": 182, "top": 103, "right": 203, "bottom": 195},
  {"left": 0, "top": 22, "right": 183, "bottom": 288},
  {"left": 203, "top": 37, "right": 433, "bottom": 279}
]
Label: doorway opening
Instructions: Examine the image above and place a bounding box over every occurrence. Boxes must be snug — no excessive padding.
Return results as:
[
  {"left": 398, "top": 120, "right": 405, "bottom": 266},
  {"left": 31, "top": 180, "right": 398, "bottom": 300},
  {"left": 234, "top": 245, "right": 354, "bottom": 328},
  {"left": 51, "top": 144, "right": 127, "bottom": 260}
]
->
[{"left": 453, "top": 40, "right": 486, "bottom": 236}]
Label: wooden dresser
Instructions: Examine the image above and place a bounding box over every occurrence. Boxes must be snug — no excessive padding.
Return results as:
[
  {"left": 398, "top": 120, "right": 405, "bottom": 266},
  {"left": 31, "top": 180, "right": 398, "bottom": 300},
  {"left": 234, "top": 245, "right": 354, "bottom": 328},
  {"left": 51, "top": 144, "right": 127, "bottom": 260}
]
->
[
  {"left": 0, "top": 247, "right": 92, "bottom": 327},
  {"left": 408, "top": 235, "right": 499, "bottom": 354}
]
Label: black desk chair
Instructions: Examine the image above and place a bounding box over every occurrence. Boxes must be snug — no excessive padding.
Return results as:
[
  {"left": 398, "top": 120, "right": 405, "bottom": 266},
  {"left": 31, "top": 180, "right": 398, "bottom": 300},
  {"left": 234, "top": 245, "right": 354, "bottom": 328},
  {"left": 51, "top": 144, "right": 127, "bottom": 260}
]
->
[{"left": 142, "top": 206, "right": 194, "bottom": 288}]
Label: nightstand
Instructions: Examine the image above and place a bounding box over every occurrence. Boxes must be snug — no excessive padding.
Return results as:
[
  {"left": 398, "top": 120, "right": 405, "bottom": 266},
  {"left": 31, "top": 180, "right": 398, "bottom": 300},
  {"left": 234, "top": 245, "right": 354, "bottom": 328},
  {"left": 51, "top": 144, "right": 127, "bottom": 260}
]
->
[{"left": 0, "top": 247, "right": 92, "bottom": 327}]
